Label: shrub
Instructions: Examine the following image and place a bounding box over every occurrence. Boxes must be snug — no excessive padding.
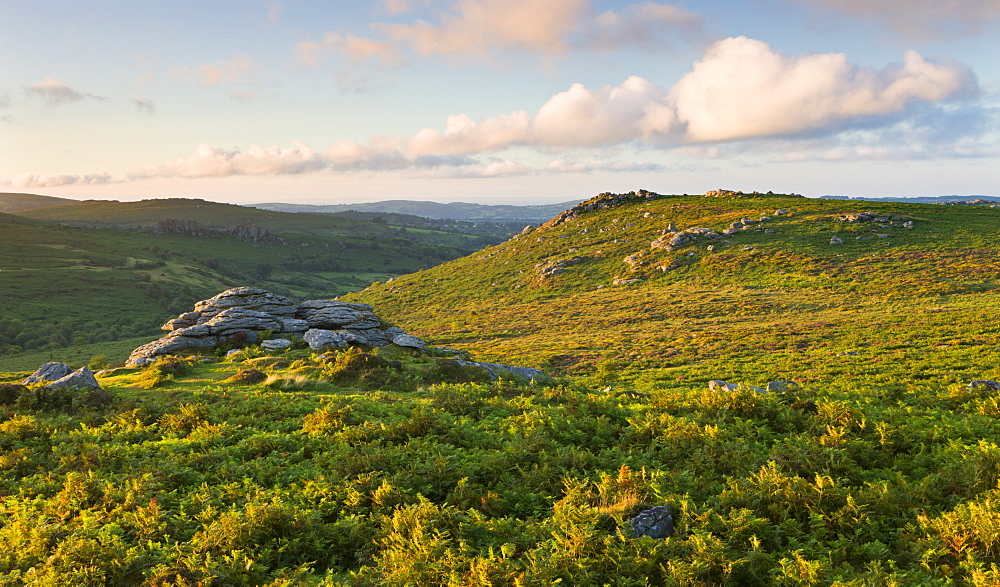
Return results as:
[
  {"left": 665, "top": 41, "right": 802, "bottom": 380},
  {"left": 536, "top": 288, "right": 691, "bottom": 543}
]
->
[{"left": 226, "top": 368, "right": 267, "bottom": 385}]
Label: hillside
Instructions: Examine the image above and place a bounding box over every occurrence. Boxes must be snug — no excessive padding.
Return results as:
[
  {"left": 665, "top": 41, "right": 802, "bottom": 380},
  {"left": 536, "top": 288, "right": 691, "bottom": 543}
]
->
[
  {"left": 0, "top": 192, "right": 79, "bottom": 212},
  {"left": 3, "top": 190, "right": 1000, "bottom": 584},
  {"left": 0, "top": 201, "right": 499, "bottom": 360},
  {"left": 251, "top": 199, "right": 578, "bottom": 223}
]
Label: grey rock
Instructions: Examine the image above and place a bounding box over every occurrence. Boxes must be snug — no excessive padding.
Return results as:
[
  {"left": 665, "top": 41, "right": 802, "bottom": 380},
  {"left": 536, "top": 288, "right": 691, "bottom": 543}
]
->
[
  {"left": 126, "top": 336, "right": 216, "bottom": 367},
  {"left": 193, "top": 287, "right": 297, "bottom": 319},
  {"left": 22, "top": 362, "right": 74, "bottom": 385},
  {"left": 830, "top": 235, "right": 844, "bottom": 245},
  {"left": 261, "top": 338, "right": 293, "bottom": 351},
  {"left": 968, "top": 380, "right": 1000, "bottom": 391},
  {"left": 279, "top": 318, "right": 310, "bottom": 333},
  {"left": 166, "top": 324, "right": 212, "bottom": 338},
  {"left": 43, "top": 366, "right": 101, "bottom": 391},
  {"left": 455, "top": 360, "right": 549, "bottom": 382},
  {"left": 708, "top": 380, "right": 738, "bottom": 392},
  {"left": 630, "top": 506, "right": 674, "bottom": 539},
  {"left": 203, "top": 307, "right": 283, "bottom": 335},
  {"left": 392, "top": 334, "right": 427, "bottom": 351},
  {"left": 303, "top": 329, "right": 365, "bottom": 350},
  {"left": 297, "top": 300, "right": 380, "bottom": 329}
]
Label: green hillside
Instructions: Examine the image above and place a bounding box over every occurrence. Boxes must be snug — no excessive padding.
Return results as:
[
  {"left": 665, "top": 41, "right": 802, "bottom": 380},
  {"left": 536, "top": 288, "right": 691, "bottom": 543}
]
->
[
  {"left": 0, "top": 192, "right": 79, "bottom": 212},
  {"left": 0, "top": 201, "right": 500, "bottom": 361},
  {"left": 3, "top": 191, "right": 1000, "bottom": 584}
]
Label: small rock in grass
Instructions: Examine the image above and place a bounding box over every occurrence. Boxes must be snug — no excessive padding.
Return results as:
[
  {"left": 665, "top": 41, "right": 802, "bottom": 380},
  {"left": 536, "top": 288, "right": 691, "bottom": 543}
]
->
[
  {"left": 630, "top": 506, "right": 674, "bottom": 539},
  {"left": 968, "top": 380, "right": 1000, "bottom": 391}
]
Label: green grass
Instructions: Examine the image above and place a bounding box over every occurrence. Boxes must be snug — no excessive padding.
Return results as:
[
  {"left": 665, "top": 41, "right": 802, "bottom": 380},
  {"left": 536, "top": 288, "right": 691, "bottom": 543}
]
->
[{"left": 5, "top": 191, "right": 1000, "bottom": 584}]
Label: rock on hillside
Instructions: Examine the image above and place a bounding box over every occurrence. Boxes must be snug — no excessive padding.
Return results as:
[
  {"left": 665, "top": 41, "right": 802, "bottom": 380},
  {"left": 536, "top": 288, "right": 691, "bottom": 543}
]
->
[{"left": 126, "top": 287, "right": 424, "bottom": 367}]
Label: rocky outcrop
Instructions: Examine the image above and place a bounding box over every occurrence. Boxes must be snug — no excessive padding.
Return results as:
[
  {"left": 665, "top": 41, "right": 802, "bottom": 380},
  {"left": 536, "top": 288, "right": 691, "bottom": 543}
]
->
[
  {"left": 127, "top": 287, "right": 426, "bottom": 366},
  {"left": 43, "top": 367, "right": 101, "bottom": 391},
  {"left": 541, "top": 190, "right": 661, "bottom": 229},
  {"left": 21, "top": 362, "right": 74, "bottom": 385}
]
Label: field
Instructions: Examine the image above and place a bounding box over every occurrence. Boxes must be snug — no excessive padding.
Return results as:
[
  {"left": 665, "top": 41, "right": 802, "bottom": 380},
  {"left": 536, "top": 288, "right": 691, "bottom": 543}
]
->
[{"left": 3, "top": 191, "right": 1000, "bottom": 584}]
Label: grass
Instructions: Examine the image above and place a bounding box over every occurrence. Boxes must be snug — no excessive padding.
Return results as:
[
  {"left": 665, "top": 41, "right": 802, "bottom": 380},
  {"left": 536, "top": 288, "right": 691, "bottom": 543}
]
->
[{"left": 5, "top": 191, "right": 1000, "bottom": 583}]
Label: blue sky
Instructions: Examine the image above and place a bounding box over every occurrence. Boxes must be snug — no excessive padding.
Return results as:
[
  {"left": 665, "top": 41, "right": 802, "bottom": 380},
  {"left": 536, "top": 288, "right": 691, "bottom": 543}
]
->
[{"left": 1, "top": 0, "right": 998, "bottom": 204}]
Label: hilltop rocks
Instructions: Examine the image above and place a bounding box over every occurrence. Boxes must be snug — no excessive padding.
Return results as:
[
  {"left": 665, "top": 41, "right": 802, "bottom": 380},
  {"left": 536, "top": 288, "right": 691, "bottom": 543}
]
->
[
  {"left": 837, "top": 212, "right": 911, "bottom": 227},
  {"left": 127, "top": 287, "right": 427, "bottom": 366},
  {"left": 542, "top": 190, "right": 662, "bottom": 228}
]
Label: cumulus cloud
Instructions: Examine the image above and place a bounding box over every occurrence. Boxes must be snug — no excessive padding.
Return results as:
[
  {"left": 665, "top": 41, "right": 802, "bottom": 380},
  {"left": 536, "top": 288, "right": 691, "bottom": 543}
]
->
[
  {"left": 670, "top": 37, "right": 977, "bottom": 142},
  {"left": 7, "top": 172, "right": 112, "bottom": 189},
  {"left": 400, "top": 37, "right": 977, "bottom": 153},
  {"left": 794, "top": 0, "right": 1000, "bottom": 40},
  {"left": 131, "top": 142, "right": 330, "bottom": 179},
  {"left": 23, "top": 77, "right": 107, "bottom": 105},
  {"left": 132, "top": 97, "right": 155, "bottom": 115}
]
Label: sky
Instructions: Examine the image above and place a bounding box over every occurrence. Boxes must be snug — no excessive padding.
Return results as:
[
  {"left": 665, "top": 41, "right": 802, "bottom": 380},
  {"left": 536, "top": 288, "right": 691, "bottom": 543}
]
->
[{"left": 1, "top": 0, "right": 998, "bottom": 205}]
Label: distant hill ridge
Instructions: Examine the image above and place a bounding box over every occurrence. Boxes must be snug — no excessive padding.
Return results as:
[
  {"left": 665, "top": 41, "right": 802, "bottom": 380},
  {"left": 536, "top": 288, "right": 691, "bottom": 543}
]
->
[
  {"left": 250, "top": 199, "right": 579, "bottom": 223},
  {"left": 820, "top": 194, "right": 1000, "bottom": 204}
]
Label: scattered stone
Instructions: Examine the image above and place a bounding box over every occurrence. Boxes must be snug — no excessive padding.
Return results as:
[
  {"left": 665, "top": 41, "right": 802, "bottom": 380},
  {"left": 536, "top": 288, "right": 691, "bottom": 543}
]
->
[
  {"left": 651, "top": 227, "right": 721, "bottom": 252},
  {"left": 454, "top": 360, "right": 550, "bottom": 383},
  {"left": 43, "top": 367, "right": 101, "bottom": 391},
  {"left": 21, "top": 362, "right": 74, "bottom": 385},
  {"left": 303, "top": 329, "right": 365, "bottom": 351},
  {"left": 775, "top": 208, "right": 790, "bottom": 215},
  {"left": 536, "top": 257, "right": 582, "bottom": 278},
  {"left": 392, "top": 334, "right": 427, "bottom": 352},
  {"left": 613, "top": 277, "right": 644, "bottom": 286},
  {"left": 709, "top": 380, "right": 738, "bottom": 392},
  {"left": 630, "top": 506, "right": 674, "bottom": 539},
  {"left": 830, "top": 235, "right": 844, "bottom": 245},
  {"left": 968, "top": 380, "right": 1000, "bottom": 391},
  {"left": 838, "top": 351, "right": 858, "bottom": 357},
  {"left": 766, "top": 381, "right": 802, "bottom": 393},
  {"left": 903, "top": 221, "right": 914, "bottom": 229},
  {"left": 261, "top": 339, "right": 293, "bottom": 351}
]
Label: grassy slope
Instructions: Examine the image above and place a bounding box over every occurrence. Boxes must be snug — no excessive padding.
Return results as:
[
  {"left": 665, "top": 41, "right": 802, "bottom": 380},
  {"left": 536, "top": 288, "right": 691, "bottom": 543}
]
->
[
  {"left": 4, "top": 192, "right": 1000, "bottom": 584},
  {"left": 0, "top": 192, "right": 79, "bottom": 212},
  {"left": 345, "top": 193, "right": 1000, "bottom": 381},
  {"left": 0, "top": 203, "right": 489, "bottom": 362}
]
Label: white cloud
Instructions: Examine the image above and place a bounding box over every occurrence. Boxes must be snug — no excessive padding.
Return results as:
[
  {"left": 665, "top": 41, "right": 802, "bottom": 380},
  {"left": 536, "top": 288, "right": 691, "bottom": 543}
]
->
[
  {"left": 23, "top": 77, "right": 107, "bottom": 105},
  {"left": 794, "top": 0, "right": 1000, "bottom": 40},
  {"left": 132, "top": 97, "right": 155, "bottom": 115},
  {"left": 7, "top": 172, "right": 112, "bottom": 189},
  {"left": 399, "top": 38, "right": 977, "bottom": 153},
  {"left": 670, "top": 37, "right": 977, "bottom": 142},
  {"left": 408, "top": 112, "right": 531, "bottom": 154},
  {"left": 546, "top": 159, "right": 663, "bottom": 173},
  {"left": 131, "top": 142, "right": 329, "bottom": 179}
]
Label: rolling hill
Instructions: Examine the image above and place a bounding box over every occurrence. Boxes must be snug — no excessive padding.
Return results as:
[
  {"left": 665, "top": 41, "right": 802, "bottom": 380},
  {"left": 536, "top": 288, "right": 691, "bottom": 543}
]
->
[
  {"left": 3, "top": 189, "right": 1000, "bottom": 584},
  {"left": 0, "top": 192, "right": 79, "bottom": 212},
  {"left": 0, "top": 199, "right": 511, "bottom": 361}
]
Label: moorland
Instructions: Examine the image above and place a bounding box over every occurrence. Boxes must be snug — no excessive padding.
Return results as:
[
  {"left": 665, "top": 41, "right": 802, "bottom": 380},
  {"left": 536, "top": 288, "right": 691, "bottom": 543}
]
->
[{"left": 2, "top": 190, "right": 1000, "bottom": 585}]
